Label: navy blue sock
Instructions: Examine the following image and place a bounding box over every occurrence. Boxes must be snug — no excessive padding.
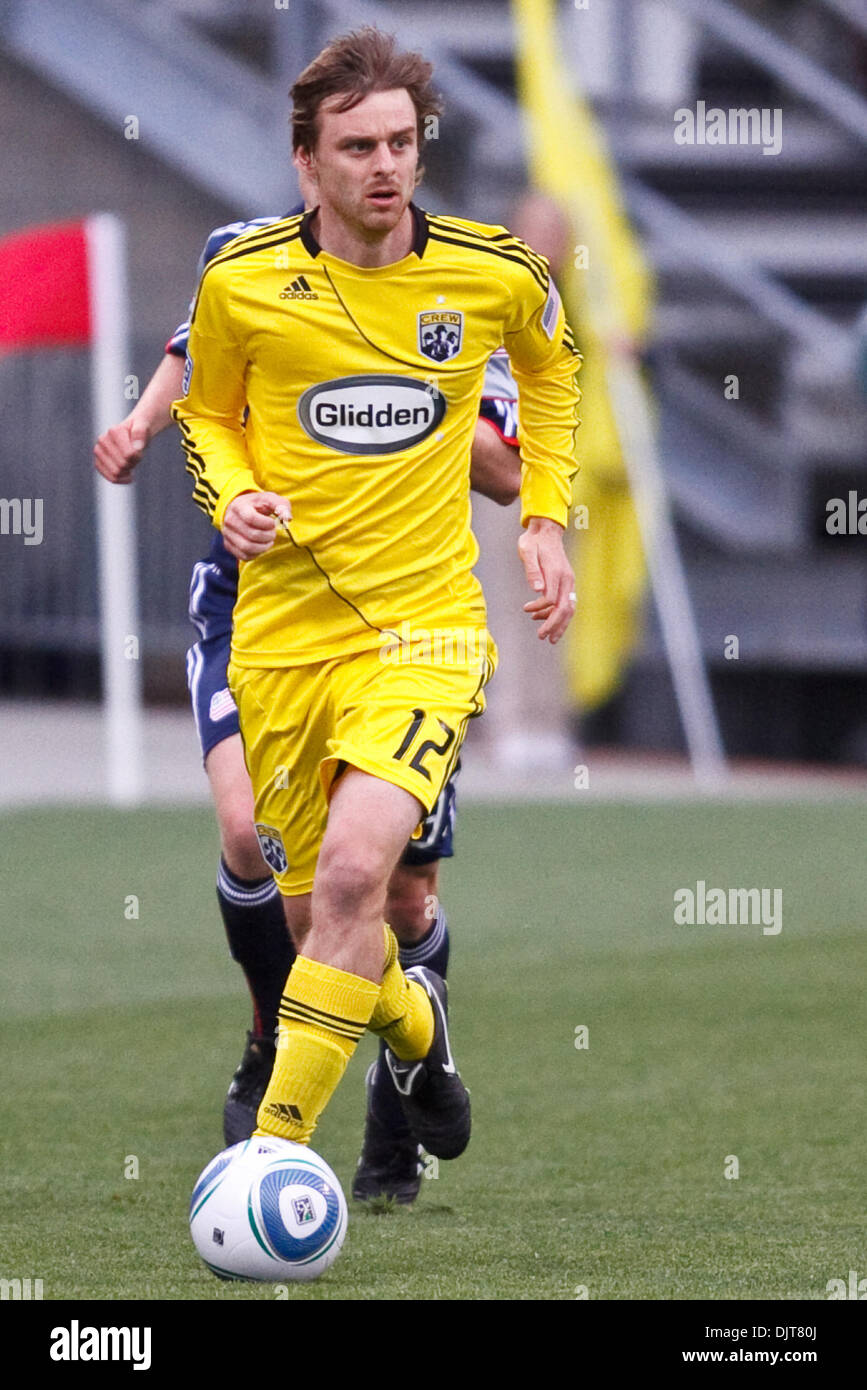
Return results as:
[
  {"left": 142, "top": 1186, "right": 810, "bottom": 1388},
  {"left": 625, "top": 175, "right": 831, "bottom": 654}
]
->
[
  {"left": 397, "top": 903, "right": 450, "bottom": 979},
  {"left": 216, "top": 858, "right": 295, "bottom": 1040},
  {"left": 372, "top": 905, "right": 451, "bottom": 1135}
]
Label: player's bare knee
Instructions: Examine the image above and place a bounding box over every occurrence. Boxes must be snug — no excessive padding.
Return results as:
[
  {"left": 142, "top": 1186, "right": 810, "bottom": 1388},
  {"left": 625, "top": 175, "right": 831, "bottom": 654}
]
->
[
  {"left": 386, "top": 899, "right": 429, "bottom": 942},
  {"left": 316, "top": 841, "right": 389, "bottom": 918},
  {"left": 386, "top": 862, "right": 439, "bottom": 942}
]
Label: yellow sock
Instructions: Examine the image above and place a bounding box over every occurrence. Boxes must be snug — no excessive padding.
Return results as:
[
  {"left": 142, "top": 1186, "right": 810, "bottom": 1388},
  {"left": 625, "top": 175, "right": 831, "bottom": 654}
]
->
[
  {"left": 255, "top": 955, "right": 379, "bottom": 1144},
  {"left": 367, "top": 925, "right": 435, "bottom": 1061}
]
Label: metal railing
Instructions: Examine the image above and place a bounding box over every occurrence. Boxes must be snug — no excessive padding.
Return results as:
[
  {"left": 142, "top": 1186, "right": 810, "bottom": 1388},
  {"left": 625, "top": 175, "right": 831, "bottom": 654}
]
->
[
  {"left": 671, "top": 0, "right": 867, "bottom": 146},
  {"left": 0, "top": 0, "right": 293, "bottom": 210},
  {"left": 819, "top": 0, "right": 867, "bottom": 43},
  {"left": 625, "top": 180, "right": 853, "bottom": 369}
]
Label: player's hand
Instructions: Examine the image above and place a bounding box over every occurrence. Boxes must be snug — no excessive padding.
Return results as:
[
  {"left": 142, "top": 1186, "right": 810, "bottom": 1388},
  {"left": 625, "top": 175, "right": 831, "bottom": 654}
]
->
[
  {"left": 518, "top": 516, "right": 577, "bottom": 644},
  {"left": 93, "top": 416, "right": 150, "bottom": 484},
  {"left": 222, "top": 491, "right": 293, "bottom": 561}
]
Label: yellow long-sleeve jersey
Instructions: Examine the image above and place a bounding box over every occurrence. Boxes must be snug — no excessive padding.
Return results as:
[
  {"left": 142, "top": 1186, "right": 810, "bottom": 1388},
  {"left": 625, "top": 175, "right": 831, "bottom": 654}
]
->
[{"left": 173, "top": 205, "right": 581, "bottom": 667}]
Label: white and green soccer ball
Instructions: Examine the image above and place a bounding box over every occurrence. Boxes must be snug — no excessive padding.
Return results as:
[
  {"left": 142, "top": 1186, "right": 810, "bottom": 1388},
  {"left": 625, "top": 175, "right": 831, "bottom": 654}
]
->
[{"left": 189, "top": 1137, "right": 348, "bottom": 1283}]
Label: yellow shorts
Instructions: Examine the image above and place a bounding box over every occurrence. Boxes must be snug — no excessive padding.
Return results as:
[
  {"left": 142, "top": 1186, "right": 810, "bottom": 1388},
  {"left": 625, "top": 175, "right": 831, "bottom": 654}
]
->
[{"left": 228, "top": 633, "right": 497, "bottom": 896}]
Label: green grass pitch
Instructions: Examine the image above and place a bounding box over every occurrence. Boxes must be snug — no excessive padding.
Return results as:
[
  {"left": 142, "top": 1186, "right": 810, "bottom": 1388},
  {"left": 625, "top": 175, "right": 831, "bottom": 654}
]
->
[{"left": 0, "top": 800, "right": 863, "bottom": 1300}]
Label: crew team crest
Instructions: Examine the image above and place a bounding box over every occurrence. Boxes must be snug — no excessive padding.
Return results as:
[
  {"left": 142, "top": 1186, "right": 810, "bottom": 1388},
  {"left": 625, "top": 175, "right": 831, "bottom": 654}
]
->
[{"left": 418, "top": 310, "right": 463, "bottom": 362}]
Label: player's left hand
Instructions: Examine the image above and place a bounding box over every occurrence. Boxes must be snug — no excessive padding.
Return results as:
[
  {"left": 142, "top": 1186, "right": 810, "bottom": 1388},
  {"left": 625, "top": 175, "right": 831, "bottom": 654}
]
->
[
  {"left": 222, "top": 490, "right": 293, "bottom": 560},
  {"left": 518, "top": 516, "right": 577, "bottom": 644}
]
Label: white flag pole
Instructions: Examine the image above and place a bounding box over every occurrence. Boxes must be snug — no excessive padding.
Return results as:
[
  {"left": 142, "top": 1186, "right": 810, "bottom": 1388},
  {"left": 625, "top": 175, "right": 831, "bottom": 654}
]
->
[
  {"left": 605, "top": 354, "right": 727, "bottom": 789},
  {"left": 86, "top": 213, "right": 144, "bottom": 806}
]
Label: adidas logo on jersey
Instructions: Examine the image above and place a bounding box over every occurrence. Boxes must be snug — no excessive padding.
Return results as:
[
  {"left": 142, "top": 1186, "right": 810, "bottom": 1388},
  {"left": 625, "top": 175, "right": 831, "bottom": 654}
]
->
[{"left": 279, "top": 275, "right": 318, "bottom": 300}]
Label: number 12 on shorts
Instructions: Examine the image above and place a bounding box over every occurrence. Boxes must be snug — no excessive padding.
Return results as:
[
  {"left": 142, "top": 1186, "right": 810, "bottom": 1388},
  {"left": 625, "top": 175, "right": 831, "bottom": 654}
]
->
[{"left": 392, "top": 708, "right": 455, "bottom": 782}]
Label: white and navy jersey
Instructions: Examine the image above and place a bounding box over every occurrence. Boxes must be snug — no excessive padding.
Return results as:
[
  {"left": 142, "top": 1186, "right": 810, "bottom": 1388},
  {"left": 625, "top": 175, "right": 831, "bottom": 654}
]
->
[
  {"left": 168, "top": 210, "right": 520, "bottom": 574},
  {"left": 479, "top": 348, "right": 520, "bottom": 445},
  {"left": 165, "top": 214, "right": 291, "bottom": 357}
]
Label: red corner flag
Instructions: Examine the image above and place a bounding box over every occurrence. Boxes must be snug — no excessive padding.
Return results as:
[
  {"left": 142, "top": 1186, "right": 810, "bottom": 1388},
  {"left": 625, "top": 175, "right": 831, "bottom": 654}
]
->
[{"left": 0, "top": 219, "right": 91, "bottom": 354}]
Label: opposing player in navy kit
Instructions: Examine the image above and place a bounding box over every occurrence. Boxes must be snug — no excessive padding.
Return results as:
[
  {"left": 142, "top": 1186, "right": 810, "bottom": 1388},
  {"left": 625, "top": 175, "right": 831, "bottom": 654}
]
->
[{"left": 94, "top": 205, "right": 522, "bottom": 1203}]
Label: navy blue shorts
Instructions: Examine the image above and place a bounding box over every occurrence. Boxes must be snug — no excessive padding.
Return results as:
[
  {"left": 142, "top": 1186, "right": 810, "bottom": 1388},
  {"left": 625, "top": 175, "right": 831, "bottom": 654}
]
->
[
  {"left": 185, "top": 552, "right": 457, "bottom": 863},
  {"left": 186, "top": 557, "right": 241, "bottom": 760},
  {"left": 401, "top": 760, "right": 458, "bottom": 865}
]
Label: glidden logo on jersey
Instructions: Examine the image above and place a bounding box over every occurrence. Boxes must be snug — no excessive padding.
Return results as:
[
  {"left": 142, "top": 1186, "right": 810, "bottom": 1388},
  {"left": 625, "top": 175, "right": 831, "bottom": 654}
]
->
[{"left": 297, "top": 375, "right": 446, "bottom": 455}]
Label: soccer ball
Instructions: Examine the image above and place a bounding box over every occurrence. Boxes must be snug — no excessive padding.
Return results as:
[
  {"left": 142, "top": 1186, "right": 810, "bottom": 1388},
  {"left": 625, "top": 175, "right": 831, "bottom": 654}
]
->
[{"left": 189, "top": 1136, "right": 348, "bottom": 1283}]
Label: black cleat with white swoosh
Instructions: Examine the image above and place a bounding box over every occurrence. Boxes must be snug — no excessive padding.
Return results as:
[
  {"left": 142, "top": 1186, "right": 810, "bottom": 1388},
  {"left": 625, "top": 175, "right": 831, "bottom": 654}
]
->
[
  {"left": 352, "top": 1061, "right": 423, "bottom": 1205},
  {"left": 384, "top": 967, "right": 471, "bottom": 1160}
]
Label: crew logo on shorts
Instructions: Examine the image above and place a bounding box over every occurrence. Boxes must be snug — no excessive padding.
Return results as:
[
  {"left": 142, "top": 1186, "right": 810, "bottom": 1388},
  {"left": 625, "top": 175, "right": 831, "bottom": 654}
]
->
[{"left": 255, "top": 823, "right": 288, "bottom": 874}]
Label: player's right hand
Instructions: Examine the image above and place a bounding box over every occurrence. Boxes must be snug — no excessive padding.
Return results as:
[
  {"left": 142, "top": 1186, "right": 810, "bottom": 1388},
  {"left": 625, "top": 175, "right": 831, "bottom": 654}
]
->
[
  {"left": 93, "top": 417, "right": 150, "bottom": 484},
  {"left": 222, "top": 492, "right": 293, "bottom": 560}
]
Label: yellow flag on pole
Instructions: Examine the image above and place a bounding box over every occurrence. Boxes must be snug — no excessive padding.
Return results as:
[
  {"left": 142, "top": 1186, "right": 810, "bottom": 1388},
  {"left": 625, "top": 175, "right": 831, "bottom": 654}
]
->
[{"left": 512, "top": 0, "right": 653, "bottom": 710}]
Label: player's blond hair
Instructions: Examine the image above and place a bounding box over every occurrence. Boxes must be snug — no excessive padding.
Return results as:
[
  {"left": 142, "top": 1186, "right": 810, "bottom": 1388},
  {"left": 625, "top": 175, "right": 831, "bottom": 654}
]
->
[{"left": 290, "top": 26, "right": 443, "bottom": 162}]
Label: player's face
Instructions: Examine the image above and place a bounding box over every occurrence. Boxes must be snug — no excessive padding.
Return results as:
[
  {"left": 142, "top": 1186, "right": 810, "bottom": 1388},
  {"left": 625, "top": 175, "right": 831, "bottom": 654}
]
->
[{"left": 302, "top": 88, "right": 419, "bottom": 239}]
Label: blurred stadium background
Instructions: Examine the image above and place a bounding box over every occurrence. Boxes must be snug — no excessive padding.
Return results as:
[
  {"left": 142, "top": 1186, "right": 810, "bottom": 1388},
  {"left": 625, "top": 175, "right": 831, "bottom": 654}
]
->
[
  {"left": 3, "top": 0, "right": 867, "bottom": 1308},
  {"left": 2, "top": 0, "right": 867, "bottom": 803}
]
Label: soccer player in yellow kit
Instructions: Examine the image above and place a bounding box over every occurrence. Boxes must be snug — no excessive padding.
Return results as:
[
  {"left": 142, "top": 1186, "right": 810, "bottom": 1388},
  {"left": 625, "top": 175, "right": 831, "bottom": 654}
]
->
[{"left": 173, "top": 27, "right": 580, "bottom": 1160}]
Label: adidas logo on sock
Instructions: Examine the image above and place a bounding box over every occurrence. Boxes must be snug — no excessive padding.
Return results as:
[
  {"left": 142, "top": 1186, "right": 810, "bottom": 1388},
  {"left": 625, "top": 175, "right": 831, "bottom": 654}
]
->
[
  {"left": 264, "top": 1101, "right": 303, "bottom": 1123},
  {"left": 279, "top": 275, "right": 318, "bottom": 300}
]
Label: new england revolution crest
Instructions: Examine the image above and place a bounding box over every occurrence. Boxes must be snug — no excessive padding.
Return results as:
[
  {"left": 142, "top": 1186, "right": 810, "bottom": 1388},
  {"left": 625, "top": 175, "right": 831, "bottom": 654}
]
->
[{"left": 418, "top": 310, "right": 463, "bottom": 362}]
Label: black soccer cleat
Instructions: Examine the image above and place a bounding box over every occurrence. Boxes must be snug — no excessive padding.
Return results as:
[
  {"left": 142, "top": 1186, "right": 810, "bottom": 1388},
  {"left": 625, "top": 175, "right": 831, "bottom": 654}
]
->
[
  {"left": 384, "top": 967, "right": 471, "bottom": 1161},
  {"left": 222, "top": 1031, "right": 276, "bottom": 1146},
  {"left": 352, "top": 1062, "right": 424, "bottom": 1205}
]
